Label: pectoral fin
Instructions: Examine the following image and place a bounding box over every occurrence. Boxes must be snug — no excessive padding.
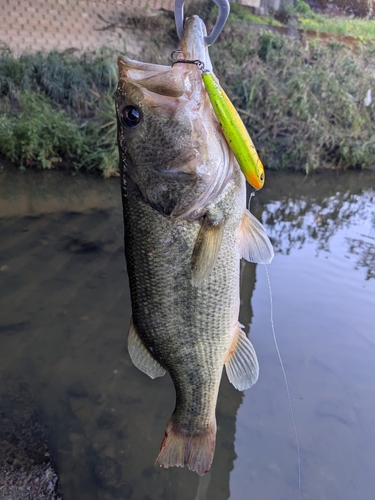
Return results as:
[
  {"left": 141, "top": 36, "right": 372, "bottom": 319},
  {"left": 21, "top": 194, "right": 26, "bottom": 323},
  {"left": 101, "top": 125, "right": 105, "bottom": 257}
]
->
[
  {"left": 239, "top": 209, "right": 274, "bottom": 264},
  {"left": 128, "top": 318, "right": 166, "bottom": 379},
  {"left": 191, "top": 217, "right": 224, "bottom": 286},
  {"left": 225, "top": 325, "right": 259, "bottom": 390}
]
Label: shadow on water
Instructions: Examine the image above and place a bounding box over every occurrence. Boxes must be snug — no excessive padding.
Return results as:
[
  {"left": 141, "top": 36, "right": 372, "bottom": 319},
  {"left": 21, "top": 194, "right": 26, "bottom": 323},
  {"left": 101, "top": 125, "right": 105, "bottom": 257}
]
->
[{"left": 0, "top": 168, "right": 374, "bottom": 499}]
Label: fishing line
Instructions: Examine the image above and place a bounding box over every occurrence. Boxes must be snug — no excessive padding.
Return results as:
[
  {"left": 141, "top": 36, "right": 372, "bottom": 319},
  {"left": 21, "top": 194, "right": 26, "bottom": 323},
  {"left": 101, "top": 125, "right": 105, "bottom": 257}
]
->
[
  {"left": 248, "top": 191, "right": 301, "bottom": 497},
  {"left": 264, "top": 264, "right": 302, "bottom": 500},
  {"left": 247, "top": 190, "right": 255, "bottom": 211}
]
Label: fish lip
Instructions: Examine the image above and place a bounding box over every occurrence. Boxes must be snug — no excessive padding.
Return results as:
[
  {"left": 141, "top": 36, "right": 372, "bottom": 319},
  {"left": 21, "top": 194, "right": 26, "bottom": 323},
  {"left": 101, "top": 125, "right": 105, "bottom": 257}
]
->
[
  {"left": 118, "top": 56, "right": 171, "bottom": 74},
  {"left": 179, "top": 15, "right": 212, "bottom": 72},
  {"left": 117, "top": 15, "right": 212, "bottom": 81}
]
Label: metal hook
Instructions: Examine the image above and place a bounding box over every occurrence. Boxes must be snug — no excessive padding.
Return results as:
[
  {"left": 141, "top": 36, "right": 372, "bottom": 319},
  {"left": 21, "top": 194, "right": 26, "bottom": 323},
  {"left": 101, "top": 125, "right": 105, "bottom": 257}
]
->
[
  {"left": 174, "top": 0, "right": 230, "bottom": 46},
  {"left": 171, "top": 50, "right": 206, "bottom": 71}
]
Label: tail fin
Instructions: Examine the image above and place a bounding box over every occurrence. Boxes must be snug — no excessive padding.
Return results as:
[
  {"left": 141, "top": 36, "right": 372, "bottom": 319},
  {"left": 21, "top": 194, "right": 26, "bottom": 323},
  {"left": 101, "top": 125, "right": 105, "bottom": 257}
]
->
[{"left": 155, "top": 418, "right": 216, "bottom": 476}]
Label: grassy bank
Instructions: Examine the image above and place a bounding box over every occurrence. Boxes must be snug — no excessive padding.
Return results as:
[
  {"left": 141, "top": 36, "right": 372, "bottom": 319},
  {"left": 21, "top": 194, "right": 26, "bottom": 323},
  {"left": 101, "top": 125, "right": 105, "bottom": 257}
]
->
[
  {"left": 0, "top": 49, "right": 118, "bottom": 177},
  {"left": 228, "top": 1, "right": 375, "bottom": 41},
  {"left": 284, "top": 0, "right": 375, "bottom": 40},
  {"left": 210, "top": 28, "right": 375, "bottom": 172},
  {"left": 0, "top": 7, "right": 375, "bottom": 176}
]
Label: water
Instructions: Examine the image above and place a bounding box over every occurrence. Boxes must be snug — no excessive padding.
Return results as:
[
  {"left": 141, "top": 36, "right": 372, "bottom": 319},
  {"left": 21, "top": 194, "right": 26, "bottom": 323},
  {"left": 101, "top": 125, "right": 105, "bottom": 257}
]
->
[{"left": 0, "top": 168, "right": 374, "bottom": 500}]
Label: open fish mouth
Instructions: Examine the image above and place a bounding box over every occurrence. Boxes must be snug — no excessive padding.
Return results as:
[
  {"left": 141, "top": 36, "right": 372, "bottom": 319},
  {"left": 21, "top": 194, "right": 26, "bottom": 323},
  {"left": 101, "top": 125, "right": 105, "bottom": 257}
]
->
[{"left": 117, "top": 15, "right": 212, "bottom": 100}]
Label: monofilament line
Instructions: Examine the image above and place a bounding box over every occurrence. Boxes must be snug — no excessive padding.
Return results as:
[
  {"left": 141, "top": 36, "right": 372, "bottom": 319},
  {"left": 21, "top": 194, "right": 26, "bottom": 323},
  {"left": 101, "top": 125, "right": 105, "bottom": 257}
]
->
[{"left": 264, "top": 264, "right": 301, "bottom": 500}]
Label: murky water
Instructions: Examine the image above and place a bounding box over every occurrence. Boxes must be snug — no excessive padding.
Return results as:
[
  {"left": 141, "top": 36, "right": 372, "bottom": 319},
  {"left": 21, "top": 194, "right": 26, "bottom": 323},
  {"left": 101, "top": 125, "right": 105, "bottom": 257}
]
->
[{"left": 0, "top": 168, "right": 374, "bottom": 500}]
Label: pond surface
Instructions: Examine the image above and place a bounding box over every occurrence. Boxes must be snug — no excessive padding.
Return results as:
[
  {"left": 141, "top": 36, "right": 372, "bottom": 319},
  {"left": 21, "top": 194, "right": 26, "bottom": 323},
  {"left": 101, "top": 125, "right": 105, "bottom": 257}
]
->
[{"left": 0, "top": 168, "right": 374, "bottom": 500}]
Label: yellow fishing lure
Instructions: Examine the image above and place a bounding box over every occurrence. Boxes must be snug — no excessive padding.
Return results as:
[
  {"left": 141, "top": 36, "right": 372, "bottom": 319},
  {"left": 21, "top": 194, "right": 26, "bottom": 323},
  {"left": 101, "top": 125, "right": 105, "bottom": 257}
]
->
[
  {"left": 171, "top": 52, "right": 264, "bottom": 190},
  {"left": 202, "top": 71, "right": 265, "bottom": 190}
]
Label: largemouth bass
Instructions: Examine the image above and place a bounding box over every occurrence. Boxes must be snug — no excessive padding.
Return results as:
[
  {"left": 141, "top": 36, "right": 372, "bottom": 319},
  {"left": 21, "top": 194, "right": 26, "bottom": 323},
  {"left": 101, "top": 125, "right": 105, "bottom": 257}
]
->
[{"left": 116, "top": 15, "right": 274, "bottom": 475}]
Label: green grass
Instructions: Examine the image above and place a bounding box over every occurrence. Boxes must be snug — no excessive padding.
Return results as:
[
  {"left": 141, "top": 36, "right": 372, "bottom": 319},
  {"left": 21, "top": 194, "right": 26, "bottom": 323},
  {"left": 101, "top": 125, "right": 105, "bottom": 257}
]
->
[
  {"left": 1, "top": 7, "right": 375, "bottom": 176},
  {"left": 281, "top": 0, "right": 375, "bottom": 40},
  {"left": 83, "top": 91, "right": 119, "bottom": 178},
  {"left": 0, "top": 48, "right": 119, "bottom": 176},
  {"left": 228, "top": 2, "right": 284, "bottom": 27},
  {"left": 223, "top": 0, "right": 375, "bottom": 41},
  {"left": 298, "top": 14, "right": 375, "bottom": 40},
  {"left": 0, "top": 48, "right": 116, "bottom": 111},
  {"left": 210, "top": 29, "right": 375, "bottom": 172},
  {"left": 0, "top": 91, "right": 87, "bottom": 169}
]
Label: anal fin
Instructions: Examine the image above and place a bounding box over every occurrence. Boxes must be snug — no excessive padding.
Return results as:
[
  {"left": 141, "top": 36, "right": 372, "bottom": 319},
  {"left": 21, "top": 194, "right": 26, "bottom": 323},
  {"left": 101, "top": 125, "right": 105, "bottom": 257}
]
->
[
  {"left": 225, "top": 325, "right": 259, "bottom": 391},
  {"left": 239, "top": 209, "right": 274, "bottom": 264},
  {"left": 128, "top": 318, "right": 166, "bottom": 379},
  {"left": 192, "top": 217, "right": 223, "bottom": 286}
]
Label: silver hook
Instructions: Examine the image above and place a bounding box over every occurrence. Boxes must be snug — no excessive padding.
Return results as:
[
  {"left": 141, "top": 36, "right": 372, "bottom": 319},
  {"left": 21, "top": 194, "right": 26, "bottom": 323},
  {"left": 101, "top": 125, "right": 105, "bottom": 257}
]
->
[
  {"left": 171, "top": 50, "right": 206, "bottom": 71},
  {"left": 174, "top": 0, "right": 230, "bottom": 46}
]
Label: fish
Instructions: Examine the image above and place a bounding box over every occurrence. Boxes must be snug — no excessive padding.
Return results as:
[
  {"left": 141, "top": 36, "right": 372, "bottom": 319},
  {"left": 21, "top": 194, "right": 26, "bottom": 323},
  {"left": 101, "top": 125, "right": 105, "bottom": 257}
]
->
[{"left": 116, "top": 15, "right": 274, "bottom": 475}]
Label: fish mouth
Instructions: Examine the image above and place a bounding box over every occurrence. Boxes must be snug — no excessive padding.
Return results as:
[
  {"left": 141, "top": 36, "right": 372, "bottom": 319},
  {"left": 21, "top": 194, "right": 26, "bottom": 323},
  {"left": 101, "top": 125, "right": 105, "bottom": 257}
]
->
[{"left": 117, "top": 15, "right": 212, "bottom": 99}]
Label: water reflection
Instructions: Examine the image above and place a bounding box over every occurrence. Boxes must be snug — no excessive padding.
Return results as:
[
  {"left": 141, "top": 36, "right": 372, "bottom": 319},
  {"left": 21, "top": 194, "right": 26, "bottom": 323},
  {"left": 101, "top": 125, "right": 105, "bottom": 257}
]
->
[
  {"left": 232, "top": 171, "right": 375, "bottom": 499},
  {"left": 346, "top": 234, "right": 375, "bottom": 280},
  {"left": 255, "top": 171, "right": 375, "bottom": 279},
  {"left": 0, "top": 168, "right": 374, "bottom": 499}
]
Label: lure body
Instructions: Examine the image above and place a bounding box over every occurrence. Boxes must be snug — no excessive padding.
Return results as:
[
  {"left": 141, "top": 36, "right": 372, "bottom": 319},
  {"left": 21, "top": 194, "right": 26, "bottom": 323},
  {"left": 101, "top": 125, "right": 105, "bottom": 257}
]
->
[{"left": 202, "top": 71, "right": 264, "bottom": 190}]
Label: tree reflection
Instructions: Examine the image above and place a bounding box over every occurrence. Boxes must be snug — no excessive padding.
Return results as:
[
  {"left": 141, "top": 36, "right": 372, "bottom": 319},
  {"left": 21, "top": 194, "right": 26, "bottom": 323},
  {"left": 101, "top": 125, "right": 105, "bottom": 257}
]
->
[
  {"left": 256, "top": 172, "right": 375, "bottom": 278},
  {"left": 346, "top": 236, "right": 375, "bottom": 280}
]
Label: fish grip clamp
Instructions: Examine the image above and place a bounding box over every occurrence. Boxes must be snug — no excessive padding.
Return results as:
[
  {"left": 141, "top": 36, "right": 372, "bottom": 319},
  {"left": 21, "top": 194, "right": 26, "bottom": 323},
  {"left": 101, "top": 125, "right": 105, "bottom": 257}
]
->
[{"left": 174, "top": 0, "right": 230, "bottom": 47}]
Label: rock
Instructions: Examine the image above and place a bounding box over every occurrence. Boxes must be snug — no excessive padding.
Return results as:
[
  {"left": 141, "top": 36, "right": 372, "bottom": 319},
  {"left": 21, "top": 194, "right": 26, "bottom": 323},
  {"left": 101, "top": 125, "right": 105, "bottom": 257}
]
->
[{"left": 0, "top": 383, "right": 62, "bottom": 500}]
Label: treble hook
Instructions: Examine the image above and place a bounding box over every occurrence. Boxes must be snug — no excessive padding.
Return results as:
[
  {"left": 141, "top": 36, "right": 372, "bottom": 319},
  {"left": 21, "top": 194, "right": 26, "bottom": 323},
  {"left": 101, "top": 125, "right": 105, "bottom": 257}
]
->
[{"left": 174, "top": 0, "right": 230, "bottom": 46}]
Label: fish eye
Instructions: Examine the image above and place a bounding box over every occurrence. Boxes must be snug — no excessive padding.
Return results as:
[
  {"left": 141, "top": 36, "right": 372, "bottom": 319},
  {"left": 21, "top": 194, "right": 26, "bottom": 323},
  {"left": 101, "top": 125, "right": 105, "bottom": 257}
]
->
[{"left": 121, "top": 106, "right": 142, "bottom": 128}]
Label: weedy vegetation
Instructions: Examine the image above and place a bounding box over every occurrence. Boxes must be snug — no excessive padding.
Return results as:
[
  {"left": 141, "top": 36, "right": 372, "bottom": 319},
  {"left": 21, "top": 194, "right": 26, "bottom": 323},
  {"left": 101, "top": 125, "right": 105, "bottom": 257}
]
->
[
  {"left": 282, "top": 0, "right": 375, "bottom": 41},
  {"left": 0, "top": 48, "right": 119, "bottom": 176},
  {"left": 228, "top": 2, "right": 284, "bottom": 27},
  {"left": 1, "top": 4, "right": 375, "bottom": 175},
  {"left": 210, "top": 28, "right": 375, "bottom": 172},
  {"left": 0, "top": 91, "right": 86, "bottom": 169}
]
